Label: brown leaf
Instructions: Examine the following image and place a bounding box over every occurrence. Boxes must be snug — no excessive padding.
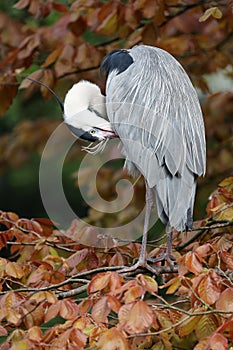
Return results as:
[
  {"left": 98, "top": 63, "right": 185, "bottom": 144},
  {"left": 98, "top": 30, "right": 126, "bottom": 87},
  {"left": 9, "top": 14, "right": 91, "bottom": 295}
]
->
[
  {"left": 30, "top": 291, "right": 57, "bottom": 304},
  {"left": 221, "top": 251, "right": 233, "bottom": 269},
  {"left": 123, "top": 285, "right": 144, "bottom": 303},
  {"left": 5, "top": 262, "right": 24, "bottom": 279},
  {"left": 142, "top": 23, "right": 158, "bottom": 46},
  {"left": 92, "top": 296, "right": 110, "bottom": 323},
  {"left": 0, "top": 326, "right": 7, "bottom": 336},
  {"left": 27, "top": 326, "right": 43, "bottom": 343},
  {"left": 66, "top": 249, "right": 89, "bottom": 269},
  {"left": 98, "top": 328, "right": 130, "bottom": 350},
  {"left": 216, "top": 288, "right": 233, "bottom": 316},
  {"left": 78, "top": 299, "right": 92, "bottom": 315},
  {"left": 185, "top": 252, "right": 203, "bottom": 275},
  {"left": 119, "top": 301, "right": 153, "bottom": 334},
  {"left": 107, "top": 295, "right": 122, "bottom": 313},
  {"left": 197, "top": 275, "right": 221, "bottom": 305},
  {"left": 88, "top": 272, "right": 111, "bottom": 294},
  {"left": 0, "top": 75, "right": 18, "bottom": 116},
  {"left": 137, "top": 274, "right": 158, "bottom": 293}
]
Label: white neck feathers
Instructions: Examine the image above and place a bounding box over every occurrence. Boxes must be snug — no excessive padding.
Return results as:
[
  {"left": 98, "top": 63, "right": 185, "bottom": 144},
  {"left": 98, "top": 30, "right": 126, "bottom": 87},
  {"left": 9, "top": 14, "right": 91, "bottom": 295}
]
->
[{"left": 64, "top": 80, "right": 107, "bottom": 120}]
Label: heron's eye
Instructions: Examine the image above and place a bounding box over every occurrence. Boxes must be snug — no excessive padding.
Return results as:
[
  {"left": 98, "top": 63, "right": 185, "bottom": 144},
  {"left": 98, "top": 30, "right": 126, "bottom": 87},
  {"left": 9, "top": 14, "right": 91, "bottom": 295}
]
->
[{"left": 89, "top": 129, "right": 96, "bottom": 135}]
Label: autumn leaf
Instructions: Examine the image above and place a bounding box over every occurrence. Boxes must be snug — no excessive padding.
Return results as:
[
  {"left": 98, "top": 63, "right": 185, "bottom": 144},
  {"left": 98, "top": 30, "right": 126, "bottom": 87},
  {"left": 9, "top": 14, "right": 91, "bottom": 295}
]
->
[
  {"left": 209, "top": 333, "right": 228, "bottom": 350},
  {"left": 221, "top": 251, "right": 233, "bottom": 269},
  {"left": 199, "top": 7, "right": 223, "bottom": 22},
  {"left": 137, "top": 274, "right": 158, "bottom": 293},
  {"left": 30, "top": 291, "right": 57, "bottom": 304},
  {"left": 27, "top": 326, "right": 43, "bottom": 343},
  {"left": 5, "top": 261, "right": 24, "bottom": 279},
  {"left": 92, "top": 296, "right": 111, "bottom": 323},
  {"left": 179, "top": 314, "right": 202, "bottom": 337},
  {"left": 195, "top": 314, "right": 221, "bottom": 340},
  {"left": 0, "top": 75, "right": 18, "bottom": 116},
  {"left": 119, "top": 301, "right": 154, "bottom": 334},
  {"left": 98, "top": 328, "right": 130, "bottom": 350},
  {"left": 216, "top": 288, "right": 233, "bottom": 316},
  {"left": 185, "top": 252, "right": 203, "bottom": 275},
  {"left": 197, "top": 274, "right": 221, "bottom": 305}
]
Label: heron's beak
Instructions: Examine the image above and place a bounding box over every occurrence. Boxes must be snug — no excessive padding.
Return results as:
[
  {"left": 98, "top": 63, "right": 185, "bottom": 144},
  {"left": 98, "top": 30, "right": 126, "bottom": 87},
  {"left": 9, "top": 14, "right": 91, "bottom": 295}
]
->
[{"left": 97, "top": 128, "right": 119, "bottom": 139}]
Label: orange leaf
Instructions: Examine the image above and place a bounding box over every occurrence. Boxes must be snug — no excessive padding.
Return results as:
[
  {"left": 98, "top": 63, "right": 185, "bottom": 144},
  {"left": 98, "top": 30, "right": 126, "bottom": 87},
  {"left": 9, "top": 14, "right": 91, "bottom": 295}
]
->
[
  {"left": 119, "top": 301, "right": 154, "bottom": 334},
  {"left": 59, "top": 299, "right": 79, "bottom": 320},
  {"left": 123, "top": 285, "right": 144, "bottom": 303},
  {"left": 98, "top": 328, "right": 130, "bottom": 350},
  {"left": 30, "top": 291, "right": 57, "bottom": 304},
  {"left": 88, "top": 272, "right": 124, "bottom": 294},
  {"left": 209, "top": 333, "right": 228, "bottom": 350},
  {"left": 185, "top": 252, "right": 203, "bottom": 275},
  {"left": 107, "top": 295, "right": 122, "bottom": 313},
  {"left": 92, "top": 296, "right": 111, "bottom": 323},
  {"left": 88, "top": 272, "right": 111, "bottom": 294},
  {"left": 137, "top": 274, "right": 158, "bottom": 293},
  {"left": 27, "top": 326, "right": 43, "bottom": 343},
  {"left": 197, "top": 275, "right": 220, "bottom": 305}
]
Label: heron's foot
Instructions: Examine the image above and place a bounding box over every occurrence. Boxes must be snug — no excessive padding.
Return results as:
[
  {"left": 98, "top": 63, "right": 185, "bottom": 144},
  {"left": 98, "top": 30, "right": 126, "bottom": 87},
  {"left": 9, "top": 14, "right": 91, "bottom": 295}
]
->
[
  {"left": 117, "top": 259, "right": 159, "bottom": 276},
  {"left": 148, "top": 253, "right": 176, "bottom": 270}
]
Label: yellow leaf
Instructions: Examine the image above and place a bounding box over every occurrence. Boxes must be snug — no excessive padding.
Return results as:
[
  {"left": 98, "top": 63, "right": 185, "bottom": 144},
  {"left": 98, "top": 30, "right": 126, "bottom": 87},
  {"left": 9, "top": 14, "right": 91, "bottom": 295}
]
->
[
  {"left": 96, "top": 11, "right": 117, "bottom": 36},
  {"left": 179, "top": 315, "right": 202, "bottom": 337},
  {"left": 199, "top": 7, "right": 222, "bottom": 22},
  {"left": 30, "top": 291, "right": 57, "bottom": 304},
  {"left": 137, "top": 274, "right": 158, "bottom": 293},
  {"left": 5, "top": 262, "right": 24, "bottom": 279},
  {"left": 219, "top": 207, "right": 233, "bottom": 221}
]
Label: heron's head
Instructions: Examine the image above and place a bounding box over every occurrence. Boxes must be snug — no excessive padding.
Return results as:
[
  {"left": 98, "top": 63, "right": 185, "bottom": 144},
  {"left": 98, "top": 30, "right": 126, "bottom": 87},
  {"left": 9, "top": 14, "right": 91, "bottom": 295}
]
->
[{"left": 64, "top": 80, "right": 117, "bottom": 142}]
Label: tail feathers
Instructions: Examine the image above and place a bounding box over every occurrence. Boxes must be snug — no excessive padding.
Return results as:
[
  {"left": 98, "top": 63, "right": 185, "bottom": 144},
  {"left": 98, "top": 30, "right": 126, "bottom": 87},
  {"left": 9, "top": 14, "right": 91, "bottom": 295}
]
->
[{"left": 154, "top": 167, "right": 196, "bottom": 231}]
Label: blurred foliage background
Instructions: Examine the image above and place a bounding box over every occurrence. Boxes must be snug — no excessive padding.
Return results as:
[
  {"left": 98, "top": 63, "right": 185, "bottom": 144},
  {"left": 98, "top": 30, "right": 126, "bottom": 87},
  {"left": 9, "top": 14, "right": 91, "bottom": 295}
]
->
[{"left": 0, "top": 0, "right": 232, "bottom": 233}]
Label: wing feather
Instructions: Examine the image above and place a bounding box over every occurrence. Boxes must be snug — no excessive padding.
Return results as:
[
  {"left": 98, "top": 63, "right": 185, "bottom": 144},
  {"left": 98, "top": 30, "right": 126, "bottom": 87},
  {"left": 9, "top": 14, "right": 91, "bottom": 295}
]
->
[{"left": 104, "top": 45, "right": 206, "bottom": 230}]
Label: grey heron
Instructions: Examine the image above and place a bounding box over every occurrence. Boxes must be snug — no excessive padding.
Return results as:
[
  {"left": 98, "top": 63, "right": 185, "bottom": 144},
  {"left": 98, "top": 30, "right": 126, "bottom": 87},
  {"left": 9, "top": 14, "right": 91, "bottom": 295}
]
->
[{"left": 27, "top": 45, "right": 206, "bottom": 272}]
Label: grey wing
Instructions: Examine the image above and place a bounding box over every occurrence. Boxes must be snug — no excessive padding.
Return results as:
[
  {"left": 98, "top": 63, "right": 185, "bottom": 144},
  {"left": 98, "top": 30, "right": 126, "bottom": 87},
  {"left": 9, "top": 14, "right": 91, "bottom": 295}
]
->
[{"left": 105, "top": 45, "right": 206, "bottom": 230}]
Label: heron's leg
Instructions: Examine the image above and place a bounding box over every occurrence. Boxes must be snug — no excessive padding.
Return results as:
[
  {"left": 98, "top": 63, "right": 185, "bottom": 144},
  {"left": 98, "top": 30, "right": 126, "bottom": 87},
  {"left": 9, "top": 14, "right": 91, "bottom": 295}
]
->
[
  {"left": 138, "top": 184, "right": 154, "bottom": 265},
  {"left": 118, "top": 184, "right": 157, "bottom": 274},
  {"left": 150, "top": 226, "right": 176, "bottom": 268}
]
